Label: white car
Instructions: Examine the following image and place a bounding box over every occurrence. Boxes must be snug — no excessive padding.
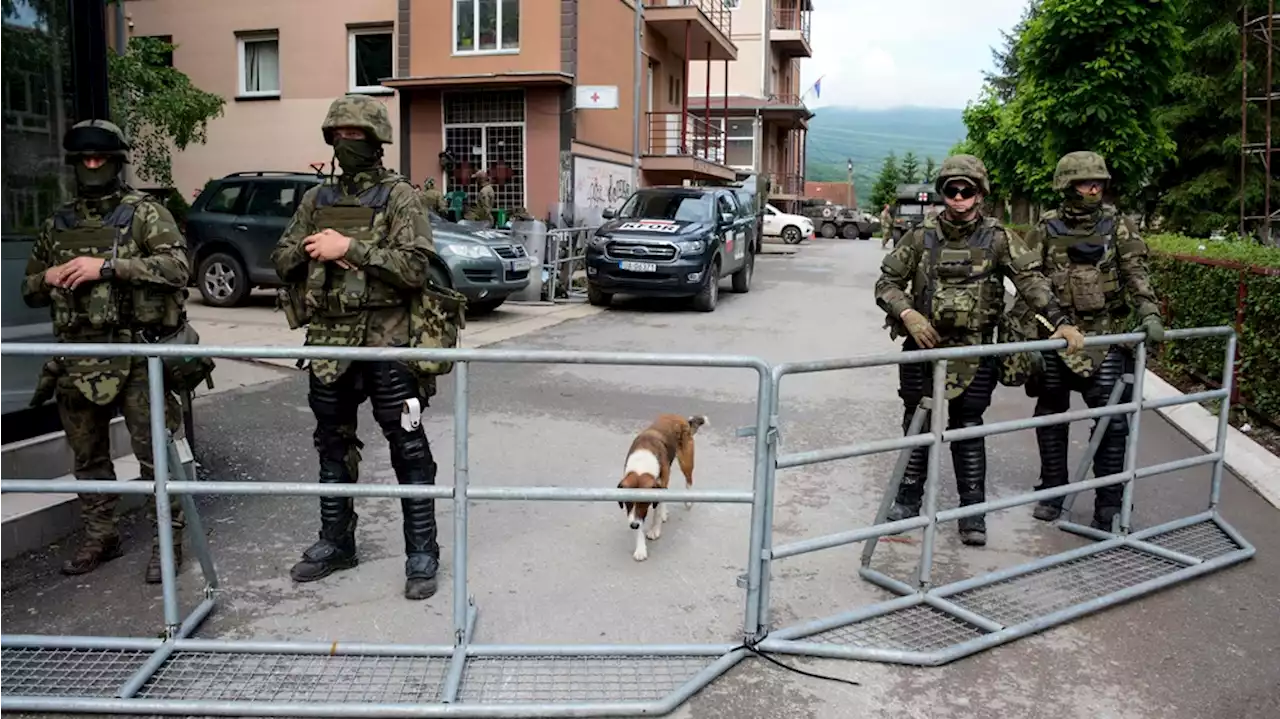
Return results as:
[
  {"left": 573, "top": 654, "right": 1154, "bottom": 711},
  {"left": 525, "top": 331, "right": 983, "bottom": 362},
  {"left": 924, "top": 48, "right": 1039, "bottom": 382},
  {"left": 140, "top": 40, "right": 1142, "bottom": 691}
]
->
[{"left": 761, "top": 204, "right": 815, "bottom": 245}]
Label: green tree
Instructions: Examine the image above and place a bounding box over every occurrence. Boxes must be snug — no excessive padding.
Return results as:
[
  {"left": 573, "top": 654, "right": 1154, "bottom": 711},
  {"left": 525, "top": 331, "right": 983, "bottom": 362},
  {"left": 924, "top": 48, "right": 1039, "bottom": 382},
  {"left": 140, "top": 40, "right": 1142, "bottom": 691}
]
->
[
  {"left": 923, "top": 157, "right": 938, "bottom": 183},
  {"left": 899, "top": 151, "right": 921, "bottom": 184},
  {"left": 958, "top": 0, "right": 1182, "bottom": 208},
  {"left": 869, "top": 152, "right": 901, "bottom": 211},
  {"left": 110, "top": 36, "right": 225, "bottom": 187},
  {"left": 1150, "top": 0, "right": 1273, "bottom": 238},
  {"left": 1015, "top": 0, "right": 1183, "bottom": 204}
]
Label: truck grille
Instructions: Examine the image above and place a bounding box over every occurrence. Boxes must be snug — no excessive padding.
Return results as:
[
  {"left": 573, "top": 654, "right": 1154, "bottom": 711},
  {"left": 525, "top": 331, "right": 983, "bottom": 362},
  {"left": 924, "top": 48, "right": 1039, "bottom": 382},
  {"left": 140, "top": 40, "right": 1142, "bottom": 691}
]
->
[
  {"left": 491, "top": 244, "right": 527, "bottom": 259},
  {"left": 605, "top": 241, "right": 677, "bottom": 262}
]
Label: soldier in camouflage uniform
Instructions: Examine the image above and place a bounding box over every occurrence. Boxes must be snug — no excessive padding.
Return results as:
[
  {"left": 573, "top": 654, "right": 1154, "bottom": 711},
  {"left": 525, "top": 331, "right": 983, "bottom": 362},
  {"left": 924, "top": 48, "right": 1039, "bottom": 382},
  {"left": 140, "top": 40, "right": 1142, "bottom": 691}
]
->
[
  {"left": 875, "top": 154, "right": 1085, "bottom": 546},
  {"left": 880, "top": 203, "right": 893, "bottom": 248},
  {"left": 22, "top": 120, "right": 192, "bottom": 582},
  {"left": 1013, "top": 151, "right": 1165, "bottom": 531},
  {"left": 273, "top": 94, "right": 463, "bottom": 601},
  {"left": 464, "top": 171, "right": 495, "bottom": 225},
  {"left": 421, "top": 178, "right": 444, "bottom": 216}
]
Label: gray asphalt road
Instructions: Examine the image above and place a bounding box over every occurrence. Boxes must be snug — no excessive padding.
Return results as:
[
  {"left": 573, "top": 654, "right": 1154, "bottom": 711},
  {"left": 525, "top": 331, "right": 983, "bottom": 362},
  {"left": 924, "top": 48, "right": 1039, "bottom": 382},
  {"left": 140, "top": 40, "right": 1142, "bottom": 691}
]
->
[{"left": 3, "top": 238, "right": 1277, "bottom": 719}]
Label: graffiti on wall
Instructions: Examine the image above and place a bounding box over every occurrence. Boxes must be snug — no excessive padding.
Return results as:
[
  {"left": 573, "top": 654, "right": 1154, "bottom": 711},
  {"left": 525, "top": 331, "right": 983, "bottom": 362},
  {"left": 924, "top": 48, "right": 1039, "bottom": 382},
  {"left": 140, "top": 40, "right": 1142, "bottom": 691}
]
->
[{"left": 572, "top": 155, "right": 633, "bottom": 214}]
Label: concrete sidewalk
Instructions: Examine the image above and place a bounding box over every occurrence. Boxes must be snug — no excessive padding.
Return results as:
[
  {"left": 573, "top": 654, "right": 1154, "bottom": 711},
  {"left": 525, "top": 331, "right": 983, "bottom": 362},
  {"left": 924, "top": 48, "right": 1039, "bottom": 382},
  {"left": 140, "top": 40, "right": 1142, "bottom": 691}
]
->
[
  {"left": 185, "top": 293, "right": 603, "bottom": 388},
  {"left": 0, "top": 297, "right": 603, "bottom": 559}
]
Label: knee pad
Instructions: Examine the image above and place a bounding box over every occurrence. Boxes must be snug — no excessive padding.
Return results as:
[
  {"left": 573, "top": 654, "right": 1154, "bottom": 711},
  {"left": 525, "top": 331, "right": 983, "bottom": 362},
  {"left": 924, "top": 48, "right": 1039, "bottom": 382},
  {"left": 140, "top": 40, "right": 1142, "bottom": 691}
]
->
[
  {"left": 369, "top": 362, "right": 420, "bottom": 427},
  {"left": 956, "top": 360, "right": 998, "bottom": 419},
  {"left": 898, "top": 361, "right": 929, "bottom": 405},
  {"left": 389, "top": 430, "right": 433, "bottom": 468}
]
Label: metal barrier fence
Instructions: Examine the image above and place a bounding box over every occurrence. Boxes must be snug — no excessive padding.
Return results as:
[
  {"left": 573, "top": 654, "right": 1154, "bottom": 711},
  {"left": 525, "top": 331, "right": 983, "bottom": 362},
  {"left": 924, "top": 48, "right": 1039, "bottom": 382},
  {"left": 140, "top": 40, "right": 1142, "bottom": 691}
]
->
[
  {"left": 544, "top": 226, "right": 593, "bottom": 302},
  {"left": 752, "top": 326, "right": 1256, "bottom": 666},
  {"left": 0, "top": 327, "right": 1256, "bottom": 716}
]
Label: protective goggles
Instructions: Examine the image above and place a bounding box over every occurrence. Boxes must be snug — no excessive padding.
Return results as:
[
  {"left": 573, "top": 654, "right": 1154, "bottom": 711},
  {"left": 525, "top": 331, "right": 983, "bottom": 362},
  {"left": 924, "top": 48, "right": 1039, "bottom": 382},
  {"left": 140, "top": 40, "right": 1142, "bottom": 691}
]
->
[{"left": 942, "top": 183, "right": 978, "bottom": 200}]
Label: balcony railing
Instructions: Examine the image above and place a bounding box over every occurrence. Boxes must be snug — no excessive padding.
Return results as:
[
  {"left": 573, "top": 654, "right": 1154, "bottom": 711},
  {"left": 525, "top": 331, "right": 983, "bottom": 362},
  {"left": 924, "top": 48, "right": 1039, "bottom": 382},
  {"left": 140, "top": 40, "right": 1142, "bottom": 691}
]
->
[
  {"left": 772, "top": 3, "right": 812, "bottom": 45},
  {"left": 767, "top": 93, "right": 806, "bottom": 108},
  {"left": 647, "top": 111, "right": 726, "bottom": 165},
  {"left": 644, "top": 0, "right": 733, "bottom": 39}
]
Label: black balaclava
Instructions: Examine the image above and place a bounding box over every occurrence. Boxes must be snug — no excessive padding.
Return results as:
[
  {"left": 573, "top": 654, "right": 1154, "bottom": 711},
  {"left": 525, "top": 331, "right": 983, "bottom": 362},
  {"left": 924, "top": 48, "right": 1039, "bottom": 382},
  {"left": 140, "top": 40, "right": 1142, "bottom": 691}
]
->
[
  {"left": 333, "top": 137, "right": 383, "bottom": 174},
  {"left": 74, "top": 158, "right": 123, "bottom": 198},
  {"left": 1061, "top": 185, "right": 1104, "bottom": 221}
]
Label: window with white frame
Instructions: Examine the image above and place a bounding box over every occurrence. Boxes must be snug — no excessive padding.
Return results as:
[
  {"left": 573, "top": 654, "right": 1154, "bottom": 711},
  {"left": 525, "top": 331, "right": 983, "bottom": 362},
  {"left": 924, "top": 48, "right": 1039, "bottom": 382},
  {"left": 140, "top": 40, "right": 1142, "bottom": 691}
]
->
[
  {"left": 442, "top": 90, "right": 526, "bottom": 211},
  {"left": 720, "top": 118, "right": 754, "bottom": 170},
  {"left": 349, "top": 26, "right": 393, "bottom": 93},
  {"left": 237, "top": 31, "right": 280, "bottom": 98},
  {"left": 454, "top": 0, "right": 519, "bottom": 54}
]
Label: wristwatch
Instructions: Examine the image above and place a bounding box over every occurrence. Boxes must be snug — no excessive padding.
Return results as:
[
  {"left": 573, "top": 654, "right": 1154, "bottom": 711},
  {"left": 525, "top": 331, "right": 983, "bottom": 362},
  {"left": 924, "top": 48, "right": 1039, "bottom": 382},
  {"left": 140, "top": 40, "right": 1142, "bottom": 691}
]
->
[{"left": 101, "top": 259, "right": 115, "bottom": 280}]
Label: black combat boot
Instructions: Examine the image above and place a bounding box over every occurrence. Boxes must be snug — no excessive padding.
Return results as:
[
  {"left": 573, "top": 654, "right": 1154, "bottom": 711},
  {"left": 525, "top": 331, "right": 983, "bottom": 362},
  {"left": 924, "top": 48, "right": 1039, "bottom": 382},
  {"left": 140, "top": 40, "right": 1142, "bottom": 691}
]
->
[
  {"left": 886, "top": 414, "right": 929, "bottom": 525},
  {"left": 290, "top": 461, "right": 359, "bottom": 582},
  {"left": 62, "top": 535, "right": 124, "bottom": 576},
  {"left": 399, "top": 455, "right": 441, "bottom": 601},
  {"left": 1090, "top": 426, "right": 1128, "bottom": 532},
  {"left": 952, "top": 434, "right": 988, "bottom": 547},
  {"left": 1032, "top": 422, "right": 1071, "bottom": 521},
  {"left": 145, "top": 541, "right": 183, "bottom": 584}
]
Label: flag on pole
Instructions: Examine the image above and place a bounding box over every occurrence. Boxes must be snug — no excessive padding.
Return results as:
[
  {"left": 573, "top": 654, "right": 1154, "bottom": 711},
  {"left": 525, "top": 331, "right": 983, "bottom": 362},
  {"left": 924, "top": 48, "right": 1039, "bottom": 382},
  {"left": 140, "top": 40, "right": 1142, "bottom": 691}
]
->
[{"left": 801, "top": 75, "right": 825, "bottom": 103}]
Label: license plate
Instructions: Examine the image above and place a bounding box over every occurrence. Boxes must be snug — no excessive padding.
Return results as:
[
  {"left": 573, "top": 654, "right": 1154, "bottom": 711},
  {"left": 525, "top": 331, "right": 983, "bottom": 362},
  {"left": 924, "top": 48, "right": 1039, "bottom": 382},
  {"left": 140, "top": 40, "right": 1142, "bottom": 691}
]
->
[
  {"left": 619, "top": 261, "right": 657, "bottom": 273},
  {"left": 509, "top": 257, "right": 532, "bottom": 271}
]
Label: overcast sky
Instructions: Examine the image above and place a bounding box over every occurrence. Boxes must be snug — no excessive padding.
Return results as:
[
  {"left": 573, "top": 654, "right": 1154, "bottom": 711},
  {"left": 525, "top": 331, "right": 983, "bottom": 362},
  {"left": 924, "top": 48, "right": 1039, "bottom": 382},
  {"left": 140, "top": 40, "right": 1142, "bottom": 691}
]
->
[{"left": 798, "top": 0, "right": 1030, "bottom": 110}]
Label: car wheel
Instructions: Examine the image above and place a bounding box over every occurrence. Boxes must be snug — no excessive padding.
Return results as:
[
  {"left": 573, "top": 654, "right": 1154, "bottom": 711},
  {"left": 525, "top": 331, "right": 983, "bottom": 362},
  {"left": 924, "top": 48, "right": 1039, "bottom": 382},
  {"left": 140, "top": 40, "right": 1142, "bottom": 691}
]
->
[
  {"left": 820, "top": 223, "right": 837, "bottom": 239},
  {"left": 467, "top": 298, "right": 505, "bottom": 316},
  {"left": 198, "top": 251, "right": 250, "bottom": 307},
  {"left": 587, "top": 284, "right": 612, "bottom": 307},
  {"left": 782, "top": 226, "right": 803, "bottom": 244},
  {"left": 731, "top": 248, "right": 753, "bottom": 293},
  {"left": 691, "top": 260, "right": 719, "bottom": 312},
  {"left": 841, "top": 223, "right": 859, "bottom": 240}
]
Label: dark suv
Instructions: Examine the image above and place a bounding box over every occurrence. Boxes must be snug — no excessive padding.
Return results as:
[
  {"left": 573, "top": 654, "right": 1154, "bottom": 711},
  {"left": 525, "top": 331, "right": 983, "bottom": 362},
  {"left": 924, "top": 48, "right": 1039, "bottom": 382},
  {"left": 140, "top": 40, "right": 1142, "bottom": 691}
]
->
[
  {"left": 186, "top": 171, "right": 316, "bottom": 308},
  {"left": 186, "top": 171, "right": 530, "bottom": 313},
  {"left": 584, "top": 186, "right": 757, "bottom": 312}
]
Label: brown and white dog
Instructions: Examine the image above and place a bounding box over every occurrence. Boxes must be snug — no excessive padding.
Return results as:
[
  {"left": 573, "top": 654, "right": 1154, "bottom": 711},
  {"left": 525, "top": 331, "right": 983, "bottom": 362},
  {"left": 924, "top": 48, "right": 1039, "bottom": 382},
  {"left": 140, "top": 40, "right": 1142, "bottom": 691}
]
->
[{"left": 617, "top": 414, "right": 707, "bottom": 561}]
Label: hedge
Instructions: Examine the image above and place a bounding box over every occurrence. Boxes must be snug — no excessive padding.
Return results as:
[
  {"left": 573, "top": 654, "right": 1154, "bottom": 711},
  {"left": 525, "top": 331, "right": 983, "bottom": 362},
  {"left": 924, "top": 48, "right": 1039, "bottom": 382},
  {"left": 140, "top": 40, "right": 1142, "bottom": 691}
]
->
[{"left": 1145, "top": 234, "right": 1280, "bottom": 420}]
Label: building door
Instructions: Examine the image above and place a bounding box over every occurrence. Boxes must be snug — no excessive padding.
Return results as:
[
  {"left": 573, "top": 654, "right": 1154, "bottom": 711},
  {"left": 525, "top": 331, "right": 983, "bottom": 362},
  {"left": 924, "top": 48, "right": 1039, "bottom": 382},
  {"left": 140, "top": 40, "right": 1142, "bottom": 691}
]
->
[{"left": 442, "top": 89, "right": 526, "bottom": 212}]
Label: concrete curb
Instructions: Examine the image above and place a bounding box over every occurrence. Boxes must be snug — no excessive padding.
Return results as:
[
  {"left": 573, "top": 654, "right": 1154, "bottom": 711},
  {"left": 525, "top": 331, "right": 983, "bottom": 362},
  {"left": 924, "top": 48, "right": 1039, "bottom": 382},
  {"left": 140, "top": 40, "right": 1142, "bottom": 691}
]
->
[
  {"left": 1141, "top": 370, "right": 1280, "bottom": 509},
  {"left": 1001, "top": 278, "right": 1280, "bottom": 509}
]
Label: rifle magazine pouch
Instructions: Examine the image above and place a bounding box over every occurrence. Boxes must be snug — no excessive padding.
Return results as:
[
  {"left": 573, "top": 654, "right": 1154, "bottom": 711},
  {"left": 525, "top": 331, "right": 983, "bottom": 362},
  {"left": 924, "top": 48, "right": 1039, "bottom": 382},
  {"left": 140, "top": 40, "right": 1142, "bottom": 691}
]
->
[{"left": 408, "top": 284, "right": 468, "bottom": 376}]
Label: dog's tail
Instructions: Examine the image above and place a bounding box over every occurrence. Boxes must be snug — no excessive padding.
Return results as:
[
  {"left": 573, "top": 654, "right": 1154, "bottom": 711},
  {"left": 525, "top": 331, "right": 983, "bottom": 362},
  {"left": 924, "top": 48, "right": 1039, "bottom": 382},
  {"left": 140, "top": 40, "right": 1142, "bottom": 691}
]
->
[{"left": 687, "top": 415, "right": 709, "bottom": 434}]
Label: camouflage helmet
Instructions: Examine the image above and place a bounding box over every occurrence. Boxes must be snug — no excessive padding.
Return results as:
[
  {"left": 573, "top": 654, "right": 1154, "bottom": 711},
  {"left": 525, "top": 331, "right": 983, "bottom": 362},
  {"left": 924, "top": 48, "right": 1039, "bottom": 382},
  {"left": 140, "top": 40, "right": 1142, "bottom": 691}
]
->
[
  {"left": 321, "top": 94, "right": 394, "bottom": 145},
  {"left": 1053, "top": 151, "right": 1111, "bottom": 192},
  {"left": 935, "top": 154, "right": 990, "bottom": 195},
  {"left": 62, "top": 119, "right": 131, "bottom": 164}
]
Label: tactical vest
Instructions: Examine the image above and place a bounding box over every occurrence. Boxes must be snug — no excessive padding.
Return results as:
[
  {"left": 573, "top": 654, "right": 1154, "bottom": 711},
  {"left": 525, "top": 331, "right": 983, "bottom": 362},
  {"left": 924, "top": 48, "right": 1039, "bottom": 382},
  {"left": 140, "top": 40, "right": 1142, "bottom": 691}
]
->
[
  {"left": 48, "top": 195, "right": 181, "bottom": 334},
  {"left": 1042, "top": 215, "right": 1122, "bottom": 316},
  {"left": 306, "top": 178, "right": 405, "bottom": 316},
  {"left": 915, "top": 225, "right": 1003, "bottom": 335}
]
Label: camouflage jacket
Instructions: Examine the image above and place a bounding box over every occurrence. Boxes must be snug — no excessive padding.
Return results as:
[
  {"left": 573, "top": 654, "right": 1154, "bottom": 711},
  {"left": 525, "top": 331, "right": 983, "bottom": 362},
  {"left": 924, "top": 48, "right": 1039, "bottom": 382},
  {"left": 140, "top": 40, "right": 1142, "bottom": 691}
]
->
[
  {"left": 271, "top": 167, "right": 435, "bottom": 384},
  {"left": 22, "top": 188, "right": 189, "bottom": 405},
  {"left": 875, "top": 215, "right": 1066, "bottom": 399},
  {"left": 1018, "top": 205, "right": 1160, "bottom": 377},
  {"left": 421, "top": 187, "right": 444, "bottom": 214}
]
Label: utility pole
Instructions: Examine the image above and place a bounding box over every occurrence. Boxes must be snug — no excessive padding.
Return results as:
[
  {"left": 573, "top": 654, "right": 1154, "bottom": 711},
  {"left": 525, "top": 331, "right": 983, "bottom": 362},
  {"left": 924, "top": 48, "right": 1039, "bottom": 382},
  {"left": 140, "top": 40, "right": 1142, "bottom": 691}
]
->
[
  {"left": 632, "top": 0, "right": 644, "bottom": 196},
  {"left": 846, "top": 158, "right": 854, "bottom": 208}
]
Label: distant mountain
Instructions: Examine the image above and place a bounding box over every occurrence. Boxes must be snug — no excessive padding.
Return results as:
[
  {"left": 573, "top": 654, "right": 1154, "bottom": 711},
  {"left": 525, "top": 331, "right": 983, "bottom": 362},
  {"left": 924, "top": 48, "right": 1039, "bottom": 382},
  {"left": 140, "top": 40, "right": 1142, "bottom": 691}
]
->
[{"left": 804, "top": 106, "right": 967, "bottom": 208}]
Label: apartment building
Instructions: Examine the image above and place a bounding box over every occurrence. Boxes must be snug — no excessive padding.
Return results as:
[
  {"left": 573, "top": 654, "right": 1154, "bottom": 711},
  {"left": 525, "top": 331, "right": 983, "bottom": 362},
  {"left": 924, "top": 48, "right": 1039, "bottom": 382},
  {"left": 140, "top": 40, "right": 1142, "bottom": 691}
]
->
[
  {"left": 121, "top": 0, "right": 400, "bottom": 201},
  {"left": 388, "top": 0, "right": 739, "bottom": 222},
  {"left": 686, "top": 0, "right": 813, "bottom": 212}
]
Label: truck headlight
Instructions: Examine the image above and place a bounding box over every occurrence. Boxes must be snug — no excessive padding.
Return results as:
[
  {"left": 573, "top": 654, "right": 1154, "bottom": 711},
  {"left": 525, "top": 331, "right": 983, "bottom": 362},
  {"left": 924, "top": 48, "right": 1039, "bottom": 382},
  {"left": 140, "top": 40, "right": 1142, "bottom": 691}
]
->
[
  {"left": 676, "top": 239, "right": 705, "bottom": 255},
  {"left": 441, "top": 244, "right": 495, "bottom": 259},
  {"left": 589, "top": 233, "right": 610, "bottom": 249}
]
